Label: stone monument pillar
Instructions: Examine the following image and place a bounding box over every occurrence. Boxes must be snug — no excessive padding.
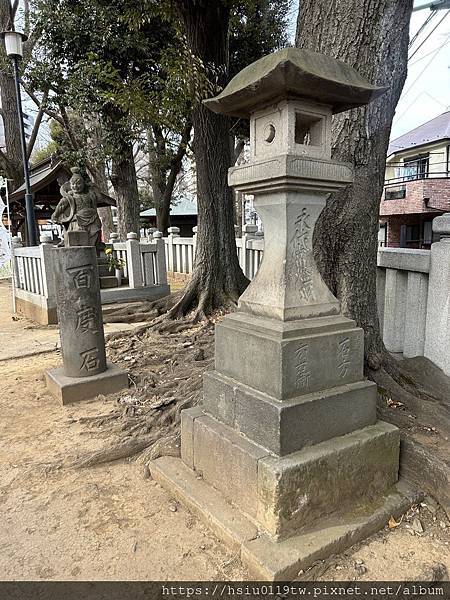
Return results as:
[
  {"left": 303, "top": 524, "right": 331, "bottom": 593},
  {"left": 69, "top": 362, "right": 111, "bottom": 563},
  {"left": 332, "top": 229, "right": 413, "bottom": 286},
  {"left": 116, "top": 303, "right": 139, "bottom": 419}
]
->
[
  {"left": 151, "top": 48, "right": 415, "bottom": 580},
  {"left": 424, "top": 213, "right": 450, "bottom": 376},
  {"left": 46, "top": 232, "right": 128, "bottom": 404}
]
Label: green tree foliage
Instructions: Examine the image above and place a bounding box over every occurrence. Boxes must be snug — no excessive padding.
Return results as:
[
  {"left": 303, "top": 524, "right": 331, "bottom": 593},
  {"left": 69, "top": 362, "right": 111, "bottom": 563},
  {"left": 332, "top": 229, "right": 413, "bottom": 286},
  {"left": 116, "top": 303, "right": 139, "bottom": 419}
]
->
[
  {"left": 30, "top": 120, "right": 63, "bottom": 164},
  {"left": 30, "top": 0, "right": 190, "bottom": 157},
  {"left": 230, "top": 0, "right": 291, "bottom": 78},
  {"left": 29, "top": 0, "right": 291, "bottom": 241}
]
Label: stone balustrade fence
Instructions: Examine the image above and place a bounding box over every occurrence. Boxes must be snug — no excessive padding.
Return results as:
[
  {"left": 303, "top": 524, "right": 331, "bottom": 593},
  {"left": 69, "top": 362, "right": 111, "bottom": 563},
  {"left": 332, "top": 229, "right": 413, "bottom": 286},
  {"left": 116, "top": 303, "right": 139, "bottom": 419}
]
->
[
  {"left": 11, "top": 231, "right": 169, "bottom": 325},
  {"left": 164, "top": 224, "right": 265, "bottom": 279}
]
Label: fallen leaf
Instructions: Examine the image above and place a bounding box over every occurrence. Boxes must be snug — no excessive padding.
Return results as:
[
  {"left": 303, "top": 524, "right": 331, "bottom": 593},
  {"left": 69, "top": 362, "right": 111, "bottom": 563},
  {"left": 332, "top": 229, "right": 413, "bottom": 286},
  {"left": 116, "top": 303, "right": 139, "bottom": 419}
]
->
[
  {"left": 388, "top": 515, "right": 402, "bottom": 529},
  {"left": 411, "top": 518, "right": 424, "bottom": 534}
]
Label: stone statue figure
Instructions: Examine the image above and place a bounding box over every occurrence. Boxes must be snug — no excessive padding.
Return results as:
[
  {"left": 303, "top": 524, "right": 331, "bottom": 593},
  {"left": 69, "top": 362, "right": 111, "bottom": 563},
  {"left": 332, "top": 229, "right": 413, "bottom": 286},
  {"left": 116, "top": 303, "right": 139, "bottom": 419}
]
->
[{"left": 52, "top": 167, "right": 102, "bottom": 247}]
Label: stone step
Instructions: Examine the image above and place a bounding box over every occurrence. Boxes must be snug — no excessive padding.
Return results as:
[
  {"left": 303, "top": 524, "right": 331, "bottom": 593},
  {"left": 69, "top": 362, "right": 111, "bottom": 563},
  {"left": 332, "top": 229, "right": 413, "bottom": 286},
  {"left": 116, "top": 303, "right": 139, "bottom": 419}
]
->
[
  {"left": 98, "top": 265, "right": 111, "bottom": 277},
  {"left": 181, "top": 410, "right": 400, "bottom": 539},
  {"left": 151, "top": 456, "right": 418, "bottom": 580},
  {"left": 100, "top": 276, "right": 119, "bottom": 289}
]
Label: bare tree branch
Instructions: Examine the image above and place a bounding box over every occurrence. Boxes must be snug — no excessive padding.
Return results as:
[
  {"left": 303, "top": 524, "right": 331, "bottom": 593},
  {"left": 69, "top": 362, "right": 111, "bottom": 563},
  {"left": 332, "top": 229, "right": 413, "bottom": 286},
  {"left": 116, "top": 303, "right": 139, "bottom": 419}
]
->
[
  {"left": 24, "top": 86, "right": 66, "bottom": 128},
  {"left": 233, "top": 139, "right": 245, "bottom": 165},
  {"left": 59, "top": 104, "right": 80, "bottom": 152},
  {"left": 24, "top": 0, "right": 29, "bottom": 33},
  {"left": 26, "top": 90, "right": 48, "bottom": 158},
  {"left": 8, "top": 0, "right": 19, "bottom": 27}
]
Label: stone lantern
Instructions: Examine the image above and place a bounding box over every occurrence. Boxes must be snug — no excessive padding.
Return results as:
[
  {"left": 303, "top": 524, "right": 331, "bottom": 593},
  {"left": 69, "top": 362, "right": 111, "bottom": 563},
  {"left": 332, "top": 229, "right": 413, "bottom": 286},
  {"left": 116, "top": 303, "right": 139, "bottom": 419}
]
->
[{"left": 152, "top": 48, "right": 415, "bottom": 580}]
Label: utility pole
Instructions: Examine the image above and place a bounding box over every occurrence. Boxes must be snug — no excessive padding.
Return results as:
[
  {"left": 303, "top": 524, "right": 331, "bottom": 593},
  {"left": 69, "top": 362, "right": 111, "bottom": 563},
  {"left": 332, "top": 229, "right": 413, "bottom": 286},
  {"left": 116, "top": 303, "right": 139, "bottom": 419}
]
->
[{"left": 413, "top": 0, "right": 450, "bottom": 11}]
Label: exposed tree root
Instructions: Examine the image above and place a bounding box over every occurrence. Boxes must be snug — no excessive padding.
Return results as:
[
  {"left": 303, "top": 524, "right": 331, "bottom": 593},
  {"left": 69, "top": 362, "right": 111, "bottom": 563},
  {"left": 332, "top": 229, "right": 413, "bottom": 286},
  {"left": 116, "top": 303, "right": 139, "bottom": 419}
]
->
[
  {"left": 59, "top": 319, "right": 215, "bottom": 469},
  {"left": 368, "top": 354, "right": 450, "bottom": 516},
  {"left": 102, "top": 290, "right": 184, "bottom": 325},
  {"left": 371, "top": 353, "right": 450, "bottom": 429},
  {"left": 102, "top": 262, "right": 249, "bottom": 330},
  {"left": 68, "top": 435, "right": 158, "bottom": 469}
]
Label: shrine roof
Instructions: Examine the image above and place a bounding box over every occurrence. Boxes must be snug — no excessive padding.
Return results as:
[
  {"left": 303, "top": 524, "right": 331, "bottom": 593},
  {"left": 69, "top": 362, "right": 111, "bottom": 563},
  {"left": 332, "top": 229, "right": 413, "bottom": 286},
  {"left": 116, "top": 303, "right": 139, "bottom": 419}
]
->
[
  {"left": 10, "top": 158, "right": 116, "bottom": 208},
  {"left": 204, "top": 48, "right": 387, "bottom": 118}
]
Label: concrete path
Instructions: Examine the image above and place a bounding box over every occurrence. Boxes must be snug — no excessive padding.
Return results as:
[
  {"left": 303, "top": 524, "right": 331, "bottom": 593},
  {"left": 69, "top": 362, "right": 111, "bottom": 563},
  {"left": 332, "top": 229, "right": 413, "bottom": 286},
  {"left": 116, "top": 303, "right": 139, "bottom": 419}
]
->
[{"left": 0, "top": 280, "right": 138, "bottom": 361}]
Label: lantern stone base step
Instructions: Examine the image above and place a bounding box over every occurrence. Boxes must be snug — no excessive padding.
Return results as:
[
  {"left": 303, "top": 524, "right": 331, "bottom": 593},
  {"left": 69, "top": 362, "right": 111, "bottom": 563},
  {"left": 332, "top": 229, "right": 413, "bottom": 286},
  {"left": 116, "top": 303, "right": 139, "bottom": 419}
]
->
[
  {"left": 203, "top": 370, "right": 378, "bottom": 455},
  {"left": 180, "top": 410, "right": 400, "bottom": 540},
  {"left": 45, "top": 362, "right": 128, "bottom": 405},
  {"left": 151, "top": 455, "right": 419, "bottom": 580}
]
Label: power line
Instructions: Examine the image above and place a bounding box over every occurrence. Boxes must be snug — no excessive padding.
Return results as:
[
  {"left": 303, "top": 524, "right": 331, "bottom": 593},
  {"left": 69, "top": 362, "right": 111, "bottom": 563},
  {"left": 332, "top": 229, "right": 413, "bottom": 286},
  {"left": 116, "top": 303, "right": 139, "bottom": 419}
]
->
[
  {"left": 409, "top": 10, "right": 437, "bottom": 48},
  {"left": 393, "top": 91, "right": 428, "bottom": 125},
  {"left": 402, "top": 39, "right": 448, "bottom": 101},
  {"left": 409, "top": 34, "right": 450, "bottom": 64},
  {"left": 393, "top": 88, "right": 448, "bottom": 127},
  {"left": 409, "top": 9, "right": 450, "bottom": 59}
]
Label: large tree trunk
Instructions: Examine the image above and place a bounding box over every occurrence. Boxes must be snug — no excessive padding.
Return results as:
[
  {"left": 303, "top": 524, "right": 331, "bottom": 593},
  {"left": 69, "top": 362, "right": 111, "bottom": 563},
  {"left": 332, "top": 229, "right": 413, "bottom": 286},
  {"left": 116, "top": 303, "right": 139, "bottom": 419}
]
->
[
  {"left": 0, "top": 73, "right": 23, "bottom": 187},
  {"left": 169, "top": 0, "right": 248, "bottom": 320},
  {"left": 0, "top": 0, "right": 24, "bottom": 189},
  {"left": 148, "top": 123, "right": 192, "bottom": 235},
  {"left": 110, "top": 141, "right": 140, "bottom": 240},
  {"left": 86, "top": 118, "right": 115, "bottom": 242},
  {"left": 149, "top": 127, "right": 172, "bottom": 235},
  {"left": 296, "top": 0, "right": 413, "bottom": 368}
]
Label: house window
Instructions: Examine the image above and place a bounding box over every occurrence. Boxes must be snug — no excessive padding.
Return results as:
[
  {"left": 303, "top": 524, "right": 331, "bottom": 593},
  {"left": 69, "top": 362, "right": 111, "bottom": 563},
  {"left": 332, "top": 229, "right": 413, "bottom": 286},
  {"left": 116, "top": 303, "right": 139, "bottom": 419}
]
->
[
  {"left": 385, "top": 186, "right": 406, "bottom": 200},
  {"left": 423, "top": 221, "right": 433, "bottom": 245},
  {"left": 403, "top": 155, "right": 429, "bottom": 181},
  {"left": 378, "top": 223, "right": 387, "bottom": 247},
  {"left": 406, "top": 224, "right": 421, "bottom": 243}
]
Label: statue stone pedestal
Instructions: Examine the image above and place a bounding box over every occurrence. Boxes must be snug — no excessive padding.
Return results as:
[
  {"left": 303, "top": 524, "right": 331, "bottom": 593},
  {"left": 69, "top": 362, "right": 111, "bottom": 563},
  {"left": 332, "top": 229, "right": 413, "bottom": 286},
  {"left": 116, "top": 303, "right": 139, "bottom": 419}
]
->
[
  {"left": 151, "top": 49, "right": 416, "bottom": 579},
  {"left": 45, "top": 243, "right": 128, "bottom": 405}
]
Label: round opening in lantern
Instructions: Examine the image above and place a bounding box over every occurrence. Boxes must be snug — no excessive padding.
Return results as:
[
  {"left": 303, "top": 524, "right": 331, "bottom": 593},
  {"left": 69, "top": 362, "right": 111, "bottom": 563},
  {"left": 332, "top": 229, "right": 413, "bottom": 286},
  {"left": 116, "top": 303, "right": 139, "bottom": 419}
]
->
[{"left": 264, "top": 123, "right": 276, "bottom": 144}]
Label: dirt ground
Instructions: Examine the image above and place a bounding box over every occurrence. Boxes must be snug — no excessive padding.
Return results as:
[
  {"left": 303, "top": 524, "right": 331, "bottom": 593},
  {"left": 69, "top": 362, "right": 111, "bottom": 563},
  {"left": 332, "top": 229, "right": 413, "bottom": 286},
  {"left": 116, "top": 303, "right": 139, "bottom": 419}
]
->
[
  {"left": 0, "top": 352, "right": 249, "bottom": 580},
  {"left": 0, "top": 280, "right": 137, "bottom": 361},
  {"left": 0, "top": 283, "right": 449, "bottom": 581}
]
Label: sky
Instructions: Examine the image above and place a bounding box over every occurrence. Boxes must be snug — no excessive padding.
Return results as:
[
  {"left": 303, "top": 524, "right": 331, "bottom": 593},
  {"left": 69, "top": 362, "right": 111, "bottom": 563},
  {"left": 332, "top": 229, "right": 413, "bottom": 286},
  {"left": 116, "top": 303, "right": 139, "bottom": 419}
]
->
[
  {"left": 289, "top": 0, "right": 450, "bottom": 142},
  {"left": 392, "top": 5, "right": 450, "bottom": 139}
]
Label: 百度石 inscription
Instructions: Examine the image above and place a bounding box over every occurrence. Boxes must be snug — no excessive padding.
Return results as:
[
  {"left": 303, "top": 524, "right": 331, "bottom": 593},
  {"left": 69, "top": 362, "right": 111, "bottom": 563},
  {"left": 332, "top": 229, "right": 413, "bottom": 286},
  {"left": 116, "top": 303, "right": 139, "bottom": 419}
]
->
[{"left": 67, "top": 264, "right": 94, "bottom": 289}]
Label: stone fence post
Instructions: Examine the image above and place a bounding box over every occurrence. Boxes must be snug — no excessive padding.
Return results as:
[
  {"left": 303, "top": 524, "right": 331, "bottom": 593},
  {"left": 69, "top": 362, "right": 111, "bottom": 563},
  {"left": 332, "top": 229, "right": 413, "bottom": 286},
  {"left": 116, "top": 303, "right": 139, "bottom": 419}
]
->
[
  {"left": 109, "top": 232, "right": 119, "bottom": 244},
  {"left": 153, "top": 231, "right": 168, "bottom": 285},
  {"left": 39, "top": 237, "right": 57, "bottom": 305},
  {"left": 192, "top": 226, "right": 198, "bottom": 260},
  {"left": 241, "top": 223, "right": 258, "bottom": 278},
  {"left": 424, "top": 213, "right": 450, "bottom": 376},
  {"left": 147, "top": 227, "right": 157, "bottom": 242},
  {"left": 11, "top": 236, "right": 22, "bottom": 290},
  {"left": 126, "top": 232, "right": 143, "bottom": 289},
  {"left": 167, "top": 226, "right": 180, "bottom": 273}
]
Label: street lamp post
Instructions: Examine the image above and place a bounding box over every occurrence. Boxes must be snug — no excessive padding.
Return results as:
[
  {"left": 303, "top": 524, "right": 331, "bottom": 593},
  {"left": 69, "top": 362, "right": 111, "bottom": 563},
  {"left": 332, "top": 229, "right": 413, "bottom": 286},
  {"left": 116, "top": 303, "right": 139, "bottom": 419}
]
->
[{"left": 1, "top": 30, "right": 38, "bottom": 246}]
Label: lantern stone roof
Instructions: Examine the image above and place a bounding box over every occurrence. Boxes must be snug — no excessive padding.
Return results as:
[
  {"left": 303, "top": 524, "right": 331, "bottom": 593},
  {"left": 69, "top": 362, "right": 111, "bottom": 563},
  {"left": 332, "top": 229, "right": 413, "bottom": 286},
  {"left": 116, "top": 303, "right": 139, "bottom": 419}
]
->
[{"left": 204, "top": 48, "right": 387, "bottom": 118}]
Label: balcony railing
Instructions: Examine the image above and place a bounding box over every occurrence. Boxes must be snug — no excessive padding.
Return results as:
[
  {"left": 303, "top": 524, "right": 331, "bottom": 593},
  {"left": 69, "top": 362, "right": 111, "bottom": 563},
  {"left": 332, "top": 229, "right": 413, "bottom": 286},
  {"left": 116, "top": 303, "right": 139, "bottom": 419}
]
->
[{"left": 384, "top": 171, "right": 449, "bottom": 187}]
